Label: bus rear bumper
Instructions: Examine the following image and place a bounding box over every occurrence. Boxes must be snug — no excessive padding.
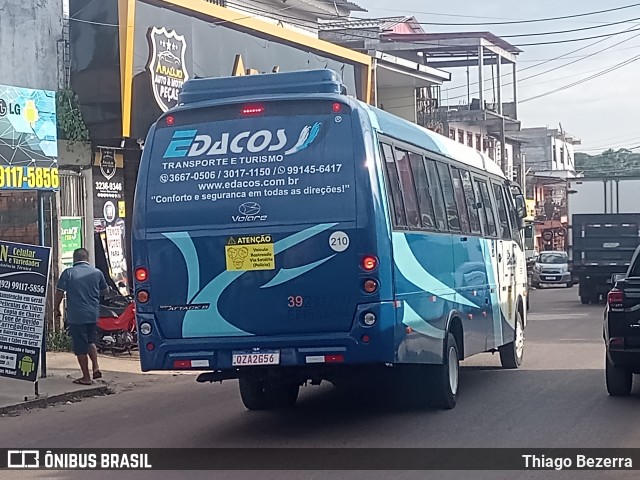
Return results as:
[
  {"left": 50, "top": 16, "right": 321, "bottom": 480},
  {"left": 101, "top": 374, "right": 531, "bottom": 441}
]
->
[
  {"left": 136, "top": 302, "right": 397, "bottom": 374},
  {"left": 139, "top": 333, "right": 391, "bottom": 373}
]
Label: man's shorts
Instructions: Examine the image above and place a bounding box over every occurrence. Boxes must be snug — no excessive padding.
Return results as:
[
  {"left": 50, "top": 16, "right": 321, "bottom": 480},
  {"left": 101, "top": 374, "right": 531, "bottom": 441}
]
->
[{"left": 68, "top": 323, "right": 97, "bottom": 355}]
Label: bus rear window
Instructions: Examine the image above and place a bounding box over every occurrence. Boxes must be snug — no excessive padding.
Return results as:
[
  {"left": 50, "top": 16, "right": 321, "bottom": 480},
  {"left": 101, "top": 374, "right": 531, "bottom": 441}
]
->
[{"left": 144, "top": 106, "right": 355, "bottom": 228}]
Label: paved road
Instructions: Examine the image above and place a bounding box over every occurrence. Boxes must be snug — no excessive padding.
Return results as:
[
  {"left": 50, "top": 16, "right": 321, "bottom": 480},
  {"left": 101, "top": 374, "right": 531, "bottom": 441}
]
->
[{"left": 2, "top": 287, "right": 639, "bottom": 480}]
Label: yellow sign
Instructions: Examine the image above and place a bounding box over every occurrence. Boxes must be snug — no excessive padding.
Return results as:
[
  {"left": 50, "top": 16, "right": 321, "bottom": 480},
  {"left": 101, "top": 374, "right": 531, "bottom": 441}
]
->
[
  {"left": 225, "top": 236, "right": 275, "bottom": 271},
  {"left": 525, "top": 199, "right": 536, "bottom": 221},
  {"left": 0, "top": 166, "right": 59, "bottom": 189},
  {"left": 118, "top": 201, "right": 126, "bottom": 218}
]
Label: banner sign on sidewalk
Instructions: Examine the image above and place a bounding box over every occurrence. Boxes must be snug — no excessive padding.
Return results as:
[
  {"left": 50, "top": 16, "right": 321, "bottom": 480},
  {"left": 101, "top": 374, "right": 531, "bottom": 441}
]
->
[{"left": 0, "top": 240, "right": 51, "bottom": 382}]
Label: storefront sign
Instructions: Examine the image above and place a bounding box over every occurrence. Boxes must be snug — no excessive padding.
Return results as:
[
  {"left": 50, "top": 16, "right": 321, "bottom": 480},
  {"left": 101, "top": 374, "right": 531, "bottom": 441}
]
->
[
  {"left": 147, "top": 26, "right": 190, "bottom": 112},
  {"left": 0, "top": 240, "right": 51, "bottom": 382},
  {"left": 60, "top": 217, "right": 83, "bottom": 269},
  {"left": 93, "top": 148, "right": 127, "bottom": 285},
  {"left": 0, "top": 84, "right": 58, "bottom": 190},
  {"left": 105, "top": 226, "right": 124, "bottom": 276}
]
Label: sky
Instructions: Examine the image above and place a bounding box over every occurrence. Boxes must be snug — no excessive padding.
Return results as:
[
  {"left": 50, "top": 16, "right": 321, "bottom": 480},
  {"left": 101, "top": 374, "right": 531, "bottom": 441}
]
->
[{"left": 359, "top": 0, "right": 640, "bottom": 153}]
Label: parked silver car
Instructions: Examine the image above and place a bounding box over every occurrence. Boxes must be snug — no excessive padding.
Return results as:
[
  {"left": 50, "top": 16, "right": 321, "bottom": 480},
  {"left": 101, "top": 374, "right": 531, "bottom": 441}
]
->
[{"left": 530, "top": 251, "right": 573, "bottom": 288}]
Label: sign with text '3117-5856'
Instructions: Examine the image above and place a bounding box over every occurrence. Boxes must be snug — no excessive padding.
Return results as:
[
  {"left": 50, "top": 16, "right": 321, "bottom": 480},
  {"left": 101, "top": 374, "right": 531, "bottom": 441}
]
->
[
  {"left": 0, "top": 241, "right": 51, "bottom": 382},
  {"left": 0, "top": 84, "right": 58, "bottom": 190}
]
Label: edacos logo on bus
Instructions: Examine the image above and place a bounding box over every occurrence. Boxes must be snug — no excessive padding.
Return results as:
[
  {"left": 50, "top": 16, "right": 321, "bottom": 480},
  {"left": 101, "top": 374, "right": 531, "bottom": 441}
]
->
[{"left": 163, "top": 123, "right": 322, "bottom": 159}]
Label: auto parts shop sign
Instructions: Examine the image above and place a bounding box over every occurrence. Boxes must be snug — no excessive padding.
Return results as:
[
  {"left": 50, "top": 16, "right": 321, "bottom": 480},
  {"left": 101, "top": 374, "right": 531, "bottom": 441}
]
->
[
  {"left": 147, "top": 26, "right": 189, "bottom": 112},
  {"left": 0, "top": 241, "right": 51, "bottom": 382}
]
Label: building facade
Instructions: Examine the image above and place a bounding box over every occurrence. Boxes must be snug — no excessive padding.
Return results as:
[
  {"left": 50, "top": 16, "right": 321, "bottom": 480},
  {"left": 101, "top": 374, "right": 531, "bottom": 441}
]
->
[
  {"left": 70, "top": 0, "right": 373, "bottom": 286},
  {"left": 0, "top": 0, "right": 62, "bottom": 247},
  {"left": 516, "top": 127, "right": 582, "bottom": 252}
]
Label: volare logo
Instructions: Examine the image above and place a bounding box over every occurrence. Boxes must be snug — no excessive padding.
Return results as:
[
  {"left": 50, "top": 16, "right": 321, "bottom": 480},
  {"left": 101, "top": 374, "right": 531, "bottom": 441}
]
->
[
  {"left": 163, "top": 123, "right": 321, "bottom": 159},
  {"left": 232, "top": 202, "right": 267, "bottom": 223}
]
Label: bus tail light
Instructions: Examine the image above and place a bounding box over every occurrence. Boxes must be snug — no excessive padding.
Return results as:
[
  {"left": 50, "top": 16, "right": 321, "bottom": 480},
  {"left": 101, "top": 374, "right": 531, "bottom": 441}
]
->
[
  {"left": 165, "top": 115, "right": 175, "bottom": 126},
  {"left": 332, "top": 102, "right": 342, "bottom": 113},
  {"left": 361, "top": 255, "right": 378, "bottom": 272},
  {"left": 135, "top": 267, "right": 149, "bottom": 283},
  {"left": 137, "top": 290, "right": 150, "bottom": 303},
  {"left": 363, "top": 279, "right": 378, "bottom": 294},
  {"left": 241, "top": 104, "right": 265, "bottom": 116}
]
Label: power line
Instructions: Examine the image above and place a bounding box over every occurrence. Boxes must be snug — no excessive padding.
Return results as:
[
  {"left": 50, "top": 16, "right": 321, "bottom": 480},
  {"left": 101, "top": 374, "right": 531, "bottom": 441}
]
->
[
  {"left": 513, "top": 25, "right": 640, "bottom": 46},
  {"left": 520, "top": 52, "right": 640, "bottom": 103},
  {"left": 518, "top": 43, "right": 640, "bottom": 62},
  {"left": 362, "top": 3, "right": 640, "bottom": 26},
  {"left": 441, "top": 25, "right": 640, "bottom": 103},
  {"left": 500, "top": 16, "right": 640, "bottom": 38},
  {"left": 242, "top": 2, "right": 640, "bottom": 49}
]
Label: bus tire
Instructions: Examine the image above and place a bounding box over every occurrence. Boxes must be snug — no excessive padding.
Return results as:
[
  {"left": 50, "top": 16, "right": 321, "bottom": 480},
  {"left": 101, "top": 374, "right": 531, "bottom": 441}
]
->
[
  {"left": 606, "top": 353, "right": 633, "bottom": 396},
  {"left": 238, "top": 376, "right": 299, "bottom": 411},
  {"left": 499, "top": 311, "right": 524, "bottom": 369},
  {"left": 429, "top": 333, "right": 459, "bottom": 410}
]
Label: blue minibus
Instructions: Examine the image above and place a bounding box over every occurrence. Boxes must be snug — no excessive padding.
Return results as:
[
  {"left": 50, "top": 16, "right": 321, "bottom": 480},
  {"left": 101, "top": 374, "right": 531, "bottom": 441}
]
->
[{"left": 132, "top": 70, "right": 528, "bottom": 410}]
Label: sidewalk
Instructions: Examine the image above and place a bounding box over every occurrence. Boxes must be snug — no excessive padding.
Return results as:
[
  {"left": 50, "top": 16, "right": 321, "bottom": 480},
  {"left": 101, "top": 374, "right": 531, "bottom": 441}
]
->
[{"left": 0, "top": 351, "right": 194, "bottom": 415}]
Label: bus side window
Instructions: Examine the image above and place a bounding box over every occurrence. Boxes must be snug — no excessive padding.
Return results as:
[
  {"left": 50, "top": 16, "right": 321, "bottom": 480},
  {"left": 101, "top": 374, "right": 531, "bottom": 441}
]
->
[
  {"left": 408, "top": 152, "right": 436, "bottom": 229},
  {"left": 380, "top": 143, "right": 407, "bottom": 227},
  {"left": 394, "top": 148, "right": 421, "bottom": 228},
  {"left": 450, "top": 167, "right": 472, "bottom": 234},
  {"left": 436, "top": 162, "right": 461, "bottom": 232},
  {"left": 423, "top": 158, "right": 448, "bottom": 231},
  {"left": 503, "top": 185, "right": 522, "bottom": 242},
  {"left": 459, "top": 169, "right": 482, "bottom": 235},
  {"left": 476, "top": 179, "right": 498, "bottom": 237},
  {"left": 491, "top": 182, "right": 512, "bottom": 240}
]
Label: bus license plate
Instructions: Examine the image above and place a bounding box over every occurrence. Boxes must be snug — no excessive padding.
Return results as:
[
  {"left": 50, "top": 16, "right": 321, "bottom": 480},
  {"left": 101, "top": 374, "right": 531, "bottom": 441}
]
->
[{"left": 232, "top": 350, "right": 280, "bottom": 366}]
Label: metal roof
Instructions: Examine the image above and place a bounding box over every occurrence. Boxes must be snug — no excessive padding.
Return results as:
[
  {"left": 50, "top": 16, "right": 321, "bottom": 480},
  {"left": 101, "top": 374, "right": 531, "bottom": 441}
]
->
[
  {"left": 382, "top": 32, "right": 522, "bottom": 55},
  {"left": 319, "top": 16, "right": 423, "bottom": 32}
]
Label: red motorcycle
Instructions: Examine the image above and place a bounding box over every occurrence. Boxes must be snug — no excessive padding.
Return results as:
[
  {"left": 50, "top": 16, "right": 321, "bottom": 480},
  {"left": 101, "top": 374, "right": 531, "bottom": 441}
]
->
[{"left": 97, "top": 291, "right": 137, "bottom": 355}]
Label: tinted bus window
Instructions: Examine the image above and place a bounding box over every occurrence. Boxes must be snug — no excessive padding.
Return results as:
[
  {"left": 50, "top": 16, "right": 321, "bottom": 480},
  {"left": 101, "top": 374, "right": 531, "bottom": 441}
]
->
[
  {"left": 476, "top": 179, "right": 497, "bottom": 237},
  {"left": 146, "top": 104, "right": 356, "bottom": 228},
  {"left": 381, "top": 143, "right": 407, "bottom": 227},
  {"left": 450, "top": 167, "right": 471, "bottom": 234},
  {"left": 436, "top": 162, "right": 461, "bottom": 231},
  {"left": 503, "top": 185, "right": 521, "bottom": 242},
  {"left": 395, "top": 148, "right": 421, "bottom": 228},
  {"left": 408, "top": 152, "right": 436, "bottom": 229},
  {"left": 459, "top": 170, "right": 482, "bottom": 234},
  {"left": 492, "top": 183, "right": 512, "bottom": 240},
  {"left": 424, "top": 158, "right": 448, "bottom": 231}
]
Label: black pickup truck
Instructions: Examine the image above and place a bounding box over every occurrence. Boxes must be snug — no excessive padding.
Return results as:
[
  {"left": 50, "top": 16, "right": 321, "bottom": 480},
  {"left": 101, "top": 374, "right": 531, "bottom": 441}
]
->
[
  {"left": 604, "top": 245, "right": 640, "bottom": 395},
  {"left": 571, "top": 214, "right": 640, "bottom": 304}
]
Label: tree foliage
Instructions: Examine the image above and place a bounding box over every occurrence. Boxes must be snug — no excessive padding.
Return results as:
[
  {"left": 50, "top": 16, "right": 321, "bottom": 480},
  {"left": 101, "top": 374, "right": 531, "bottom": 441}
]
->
[
  {"left": 575, "top": 149, "right": 640, "bottom": 177},
  {"left": 56, "top": 89, "right": 89, "bottom": 142}
]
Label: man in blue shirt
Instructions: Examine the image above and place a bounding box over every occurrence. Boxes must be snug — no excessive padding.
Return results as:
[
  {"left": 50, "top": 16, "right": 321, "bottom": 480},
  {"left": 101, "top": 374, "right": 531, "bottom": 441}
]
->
[{"left": 54, "top": 248, "right": 108, "bottom": 385}]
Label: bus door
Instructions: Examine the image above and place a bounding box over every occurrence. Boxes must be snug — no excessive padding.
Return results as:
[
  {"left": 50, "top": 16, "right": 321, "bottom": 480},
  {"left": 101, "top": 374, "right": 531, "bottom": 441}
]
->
[
  {"left": 474, "top": 177, "right": 502, "bottom": 350},
  {"left": 491, "top": 182, "right": 517, "bottom": 334}
]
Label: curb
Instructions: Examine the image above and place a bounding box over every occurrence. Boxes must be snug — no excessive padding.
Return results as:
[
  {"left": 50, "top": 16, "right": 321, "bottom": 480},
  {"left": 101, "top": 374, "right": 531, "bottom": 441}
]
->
[{"left": 0, "top": 385, "right": 111, "bottom": 415}]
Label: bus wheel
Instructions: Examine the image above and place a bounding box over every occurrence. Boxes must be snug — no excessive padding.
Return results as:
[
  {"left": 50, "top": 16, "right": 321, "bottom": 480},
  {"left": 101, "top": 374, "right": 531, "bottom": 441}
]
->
[
  {"left": 238, "top": 376, "right": 299, "bottom": 411},
  {"left": 499, "top": 311, "right": 524, "bottom": 369},
  {"left": 429, "top": 333, "right": 459, "bottom": 410}
]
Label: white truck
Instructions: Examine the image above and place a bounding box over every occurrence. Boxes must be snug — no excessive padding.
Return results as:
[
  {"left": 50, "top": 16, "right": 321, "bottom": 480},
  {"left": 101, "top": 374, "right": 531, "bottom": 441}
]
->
[{"left": 567, "top": 177, "right": 640, "bottom": 303}]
